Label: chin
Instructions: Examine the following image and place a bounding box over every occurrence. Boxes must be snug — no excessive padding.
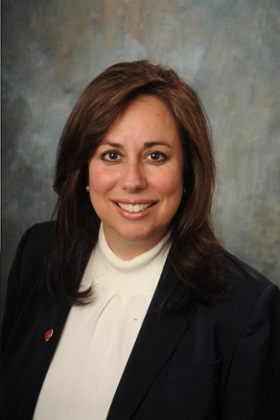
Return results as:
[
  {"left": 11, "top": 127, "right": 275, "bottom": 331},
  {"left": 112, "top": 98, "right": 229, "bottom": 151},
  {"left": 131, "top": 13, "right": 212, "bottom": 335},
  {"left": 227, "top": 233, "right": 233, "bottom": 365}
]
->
[{"left": 119, "top": 226, "right": 165, "bottom": 244}]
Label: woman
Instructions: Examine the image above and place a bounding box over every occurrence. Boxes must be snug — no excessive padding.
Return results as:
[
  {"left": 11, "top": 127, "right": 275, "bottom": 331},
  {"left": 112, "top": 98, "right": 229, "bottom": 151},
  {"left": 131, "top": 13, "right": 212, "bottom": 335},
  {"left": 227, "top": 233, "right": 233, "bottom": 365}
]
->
[{"left": 1, "top": 60, "right": 280, "bottom": 420}]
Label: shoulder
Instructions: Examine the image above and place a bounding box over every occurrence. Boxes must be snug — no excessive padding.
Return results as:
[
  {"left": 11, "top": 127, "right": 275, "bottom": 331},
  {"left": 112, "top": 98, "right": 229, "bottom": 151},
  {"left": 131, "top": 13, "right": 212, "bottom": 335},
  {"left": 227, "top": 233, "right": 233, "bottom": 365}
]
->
[
  {"left": 213, "top": 252, "right": 280, "bottom": 329},
  {"left": 221, "top": 251, "right": 276, "bottom": 298},
  {"left": 177, "top": 251, "right": 280, "bottom": 330},
  {"left": 7, "top": 221, "right": 56, "bottom": 297},
  {"left": 19, "top": 221, "right": 55, "bottom": 252},
  {"left": 16, "top": 221, "right": 55, "bottom": 265}
]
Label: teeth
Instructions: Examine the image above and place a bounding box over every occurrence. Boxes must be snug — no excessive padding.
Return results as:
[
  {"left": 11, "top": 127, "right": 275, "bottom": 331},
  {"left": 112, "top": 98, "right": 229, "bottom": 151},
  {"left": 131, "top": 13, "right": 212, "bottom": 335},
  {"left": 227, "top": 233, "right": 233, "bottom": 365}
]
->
[{"left": 118, "top": 203, "right": 151, "bottom": 212}]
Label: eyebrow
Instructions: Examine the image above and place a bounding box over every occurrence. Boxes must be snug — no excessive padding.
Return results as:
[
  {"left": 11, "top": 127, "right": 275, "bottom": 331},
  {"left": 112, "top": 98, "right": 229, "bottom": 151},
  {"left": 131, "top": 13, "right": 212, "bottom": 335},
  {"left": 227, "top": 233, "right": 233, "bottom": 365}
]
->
[{"left": 99, "top": 141, "right": 171, "bottom": 149}]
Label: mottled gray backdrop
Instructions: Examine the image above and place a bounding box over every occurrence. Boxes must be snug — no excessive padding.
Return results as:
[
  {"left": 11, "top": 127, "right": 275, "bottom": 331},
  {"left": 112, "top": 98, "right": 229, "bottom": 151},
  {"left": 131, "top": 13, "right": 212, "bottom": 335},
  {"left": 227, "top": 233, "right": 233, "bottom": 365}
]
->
[{"left": 2, "top": 0, "right": 280, "bottom": 310}]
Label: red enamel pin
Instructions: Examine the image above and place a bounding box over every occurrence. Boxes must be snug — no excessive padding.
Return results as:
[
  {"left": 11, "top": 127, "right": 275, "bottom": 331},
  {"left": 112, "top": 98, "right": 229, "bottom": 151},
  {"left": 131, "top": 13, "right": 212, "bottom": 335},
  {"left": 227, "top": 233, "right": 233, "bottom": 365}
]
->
[{"left": 44, "top": 329, "right": 54, "bottom": 342}]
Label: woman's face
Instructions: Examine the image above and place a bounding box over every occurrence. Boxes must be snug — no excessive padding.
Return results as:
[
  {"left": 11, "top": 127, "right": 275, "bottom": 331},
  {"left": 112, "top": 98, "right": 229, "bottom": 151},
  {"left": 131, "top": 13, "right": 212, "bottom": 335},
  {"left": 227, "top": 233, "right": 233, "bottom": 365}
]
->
[{"left": 88, "top": 95, "right": 184, "bottom": 259}]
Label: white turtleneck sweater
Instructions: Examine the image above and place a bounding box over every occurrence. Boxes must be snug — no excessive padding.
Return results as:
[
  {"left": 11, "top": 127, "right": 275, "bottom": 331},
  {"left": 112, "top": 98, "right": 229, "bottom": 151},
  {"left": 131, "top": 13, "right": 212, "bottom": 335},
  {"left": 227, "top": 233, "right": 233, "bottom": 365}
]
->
[{"left": 33, "top": 227, "right": 171, "bottom": 420}]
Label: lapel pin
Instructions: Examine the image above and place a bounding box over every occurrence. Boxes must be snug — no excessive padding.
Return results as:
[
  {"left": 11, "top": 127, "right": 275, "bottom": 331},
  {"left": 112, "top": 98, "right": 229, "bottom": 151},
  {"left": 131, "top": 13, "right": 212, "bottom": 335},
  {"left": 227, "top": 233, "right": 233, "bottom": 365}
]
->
[{"left": 44, "top": 329, "right": 54, "bottom": 342}]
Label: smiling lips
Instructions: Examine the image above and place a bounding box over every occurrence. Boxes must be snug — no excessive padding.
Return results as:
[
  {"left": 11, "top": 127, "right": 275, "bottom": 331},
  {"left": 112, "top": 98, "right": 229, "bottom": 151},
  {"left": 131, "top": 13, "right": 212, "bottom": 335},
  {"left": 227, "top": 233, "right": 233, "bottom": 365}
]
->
[{"left": 117, "top": 202, "right": 153, "bottom": 213}]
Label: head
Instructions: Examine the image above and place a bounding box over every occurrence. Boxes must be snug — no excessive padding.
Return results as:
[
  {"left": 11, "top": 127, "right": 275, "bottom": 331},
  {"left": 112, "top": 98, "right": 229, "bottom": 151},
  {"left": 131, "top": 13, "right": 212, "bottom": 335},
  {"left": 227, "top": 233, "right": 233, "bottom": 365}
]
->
[{"left": 54, "top": 60, "right": 215, "bottom": 246}]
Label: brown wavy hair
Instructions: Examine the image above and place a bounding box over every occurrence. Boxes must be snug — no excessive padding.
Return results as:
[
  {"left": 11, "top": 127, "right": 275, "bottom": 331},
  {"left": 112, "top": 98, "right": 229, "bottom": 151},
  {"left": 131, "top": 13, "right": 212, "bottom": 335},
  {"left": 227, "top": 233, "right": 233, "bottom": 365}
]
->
[{"left": 43, "top": 60, "right": 231, "bottom": 311}]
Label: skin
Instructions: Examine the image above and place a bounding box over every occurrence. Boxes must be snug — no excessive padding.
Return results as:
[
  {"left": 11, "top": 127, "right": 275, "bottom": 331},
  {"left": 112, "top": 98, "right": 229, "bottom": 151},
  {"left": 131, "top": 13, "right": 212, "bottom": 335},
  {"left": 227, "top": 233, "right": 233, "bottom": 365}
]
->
[{"left": 88, "top": 95, "right": 184, "bottom": 260}]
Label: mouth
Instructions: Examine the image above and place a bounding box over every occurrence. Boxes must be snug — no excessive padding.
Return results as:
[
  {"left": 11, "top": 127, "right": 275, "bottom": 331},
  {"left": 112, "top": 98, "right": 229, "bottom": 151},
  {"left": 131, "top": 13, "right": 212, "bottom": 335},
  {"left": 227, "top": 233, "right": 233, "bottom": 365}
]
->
[{"left": 116, "top": 202, "right": 154, "bottom": 213}]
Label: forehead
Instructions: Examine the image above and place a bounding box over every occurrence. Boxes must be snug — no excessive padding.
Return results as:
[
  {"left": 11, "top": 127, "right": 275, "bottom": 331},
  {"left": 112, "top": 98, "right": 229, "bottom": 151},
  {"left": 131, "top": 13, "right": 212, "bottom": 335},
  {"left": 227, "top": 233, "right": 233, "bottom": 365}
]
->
[{"left": 102, "top": 95, "right": 180, "bottom": 141}]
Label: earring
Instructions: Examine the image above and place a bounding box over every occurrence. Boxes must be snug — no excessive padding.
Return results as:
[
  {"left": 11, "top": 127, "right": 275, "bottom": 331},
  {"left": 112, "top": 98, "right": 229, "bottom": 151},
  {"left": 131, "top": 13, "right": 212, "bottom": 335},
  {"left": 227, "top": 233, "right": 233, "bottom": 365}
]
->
[
  {"left": 183, "top": 189, "right": 186, "bottom": 194},
  {"left": 85, "top": 185, "right": 89, "bottom": 192}
]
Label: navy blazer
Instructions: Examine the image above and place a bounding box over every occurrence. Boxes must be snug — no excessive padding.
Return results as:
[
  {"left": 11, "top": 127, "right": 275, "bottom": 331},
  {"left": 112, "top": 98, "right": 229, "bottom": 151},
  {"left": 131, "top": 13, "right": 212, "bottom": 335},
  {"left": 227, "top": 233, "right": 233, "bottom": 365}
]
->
[{"left": 1, "top": 222, "right": 280, "bottom": 420}]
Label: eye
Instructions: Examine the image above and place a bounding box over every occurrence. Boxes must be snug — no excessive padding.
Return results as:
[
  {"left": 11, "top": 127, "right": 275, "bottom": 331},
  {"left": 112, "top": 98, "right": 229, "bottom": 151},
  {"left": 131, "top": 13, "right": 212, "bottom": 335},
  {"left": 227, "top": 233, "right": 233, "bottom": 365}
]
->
[
  {"left": 102, "top": 151, "right": 121, "bottom": 162},
  {"left": 147, "top": 152, "right": 167, "bottom": 162}
]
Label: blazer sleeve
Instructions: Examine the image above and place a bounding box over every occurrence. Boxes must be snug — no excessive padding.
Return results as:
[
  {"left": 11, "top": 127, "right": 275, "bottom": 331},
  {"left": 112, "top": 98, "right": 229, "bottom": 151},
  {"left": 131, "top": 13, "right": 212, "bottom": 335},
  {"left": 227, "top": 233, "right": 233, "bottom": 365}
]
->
[{"left": 220, "top": 283, "right": 280, "bottom": 420}]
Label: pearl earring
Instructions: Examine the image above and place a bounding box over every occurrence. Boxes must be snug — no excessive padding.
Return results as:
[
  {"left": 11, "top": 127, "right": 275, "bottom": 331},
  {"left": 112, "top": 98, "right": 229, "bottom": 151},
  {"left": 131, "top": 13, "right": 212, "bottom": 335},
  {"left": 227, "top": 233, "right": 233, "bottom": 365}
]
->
[{"left": 85, "top": 185, "right": 89, "bottom": 192}]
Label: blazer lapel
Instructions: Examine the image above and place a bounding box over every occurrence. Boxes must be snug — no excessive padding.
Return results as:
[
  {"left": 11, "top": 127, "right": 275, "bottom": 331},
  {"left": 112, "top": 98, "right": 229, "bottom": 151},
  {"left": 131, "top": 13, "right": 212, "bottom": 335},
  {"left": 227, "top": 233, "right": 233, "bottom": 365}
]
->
[
  {"left": 20, "top": 299, "right": 70, "bottom": 419},
  {"left": 107, "top": 261, "right": 188, "bottom": 420}
]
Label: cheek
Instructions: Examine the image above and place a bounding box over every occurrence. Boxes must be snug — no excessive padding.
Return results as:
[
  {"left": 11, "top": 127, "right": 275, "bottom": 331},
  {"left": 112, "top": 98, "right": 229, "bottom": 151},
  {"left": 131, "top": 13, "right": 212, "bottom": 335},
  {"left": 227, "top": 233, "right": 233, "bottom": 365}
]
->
[
  {"left": 154, "top": 168, "right": 183, "bottom": 196},
  {"left": 89, "top": 167, "right": 116, "bottom": 194}
]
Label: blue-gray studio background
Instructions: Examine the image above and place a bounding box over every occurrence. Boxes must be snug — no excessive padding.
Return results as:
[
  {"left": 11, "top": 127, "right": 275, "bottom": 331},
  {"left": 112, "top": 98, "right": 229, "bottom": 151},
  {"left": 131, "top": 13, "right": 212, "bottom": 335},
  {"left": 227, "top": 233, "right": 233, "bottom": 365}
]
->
[{"left": 2, "top": 0, "right": 280, "bottom": 313}]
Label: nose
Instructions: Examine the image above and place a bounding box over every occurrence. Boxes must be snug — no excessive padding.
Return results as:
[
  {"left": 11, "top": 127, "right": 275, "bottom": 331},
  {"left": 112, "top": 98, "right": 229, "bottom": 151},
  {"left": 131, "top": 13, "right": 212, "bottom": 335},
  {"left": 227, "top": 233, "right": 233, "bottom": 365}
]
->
[{"left": 120, "top": 162, "right": 147, "bottom": 192}]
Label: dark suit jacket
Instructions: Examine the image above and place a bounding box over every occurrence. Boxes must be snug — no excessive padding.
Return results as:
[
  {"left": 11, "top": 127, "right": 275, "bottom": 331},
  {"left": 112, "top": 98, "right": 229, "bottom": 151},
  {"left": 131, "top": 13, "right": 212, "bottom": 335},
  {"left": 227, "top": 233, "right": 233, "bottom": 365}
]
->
[{"left": 1, "top": 222, "right": 280, "bottom": 420}]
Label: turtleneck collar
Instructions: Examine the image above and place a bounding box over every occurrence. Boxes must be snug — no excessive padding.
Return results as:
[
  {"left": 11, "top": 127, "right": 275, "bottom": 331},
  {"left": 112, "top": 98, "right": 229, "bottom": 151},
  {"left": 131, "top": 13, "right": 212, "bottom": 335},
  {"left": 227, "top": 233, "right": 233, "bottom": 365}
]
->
[{"left": 83, "top": 224, "right": 172, "bottom": 294}]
